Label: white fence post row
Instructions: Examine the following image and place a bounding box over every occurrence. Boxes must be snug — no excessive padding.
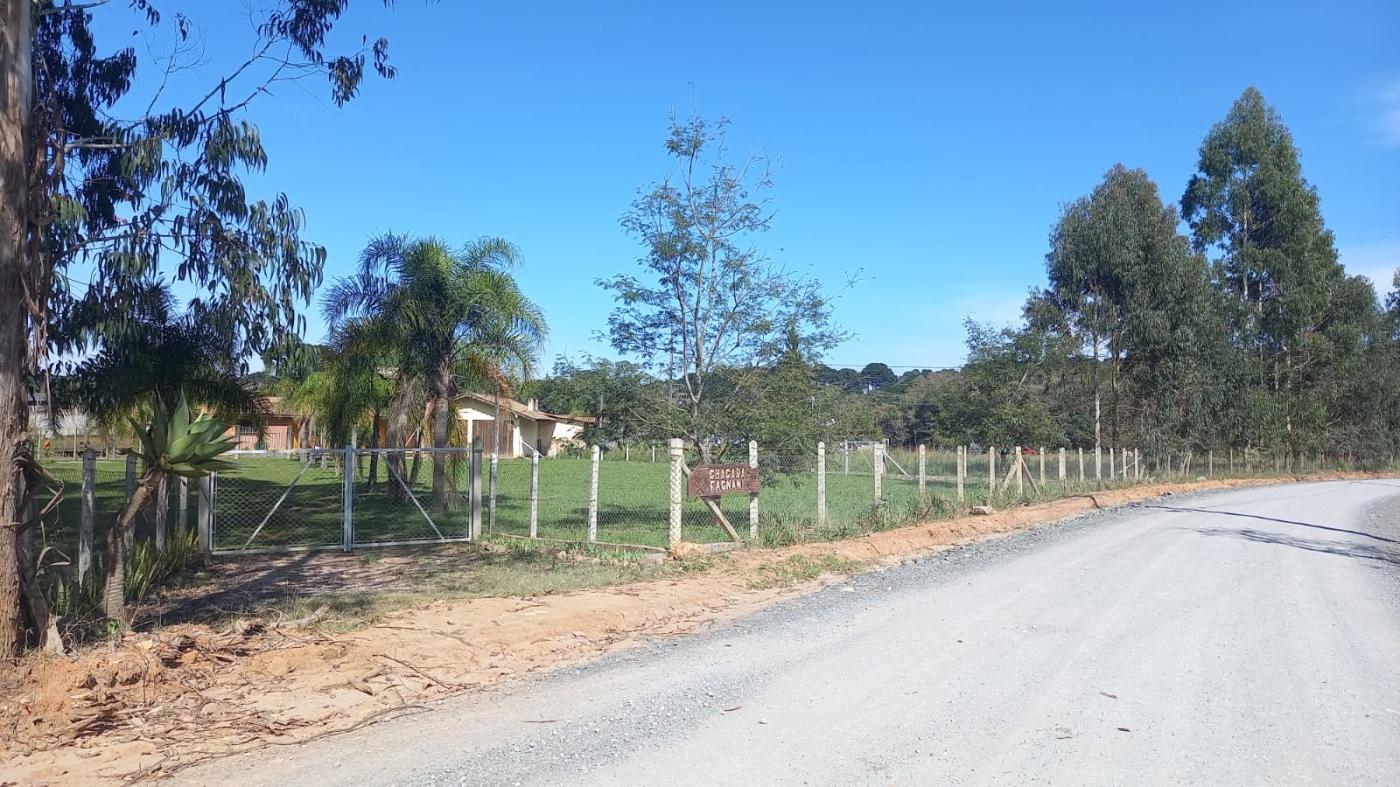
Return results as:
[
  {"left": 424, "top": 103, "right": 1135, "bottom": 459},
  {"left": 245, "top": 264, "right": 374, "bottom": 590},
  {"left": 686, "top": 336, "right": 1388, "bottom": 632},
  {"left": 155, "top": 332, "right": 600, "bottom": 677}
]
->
[
  {"left": 748, "top": 440, "right": 759, "bottom": 540},
  {"left": 668, "top": 439, "right": 684, "bottom": 547},
  {"left": 79, "top": 448, "right": 95, "bottom": 587},
  {"left": 917, "top": 444, "right": 926, "bottom": 495},
  {"left": 529, "top": 441, "right": 540, "bottom": 538},
  {"left": 588, "top": 444, "right": 600, "bottom": 543},
  {"left": 817, "top": 442, "right": 828, "bottom": 527}
]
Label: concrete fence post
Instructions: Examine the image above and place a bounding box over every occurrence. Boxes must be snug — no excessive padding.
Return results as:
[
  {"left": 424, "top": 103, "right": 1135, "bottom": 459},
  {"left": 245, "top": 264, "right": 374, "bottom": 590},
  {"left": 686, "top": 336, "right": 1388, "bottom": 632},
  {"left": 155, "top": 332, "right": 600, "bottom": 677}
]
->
[
  {"left": 1208, "top": 449, "right": 1214, "bottom": 478},
  {"left": 469, "top": 437, "right": 483, "bottom": 541},
  {"left": 748, "top": 440, "right": 759, "bottom": 540},
  {"left": 588, "top": 444, "right": 600, "bottom": 542},
  {"left": 154, "top": 474, "right": 168, "bottom": 551},
  {"left": 79, "top": 449, "right": 95, "bottom": 586},
  {"left": 341, "top": 445, "right": 354, "bottom": 551},
  {"left": 844, "top": 443, "right": 850, "bottom": 475},
  {"left": 1078, "top": 447, "right": 1085, "bottom": 487},
  {"left": 197, "top": 474, "right": 214, "bottom": 555},
  {"left": 1058, "top": 447, "right": 1066, "bottom": 489},
  {"left": 956, "top": 446, "right": 965, "bottom": 504},
  {"left": 1094, "top": 446, "right": 1102, "bottom": 485},
  {"left": 1038, "top": 448, "right": 1046, "bottom": 489},
  {"left": 988, "top": 446, "right": 995, "bottom": 499},
  {"left": 873, "top": 443, "right": 884, "bottom": 499},
  {"left": 124, "top": 453, "right": 137, "bottom": 551},
  {"left": 488, "top": 451, "right": 498, "bottom": 534},
  {"left": 1014, "top": 446, "right": 1023, "bottom": 496},
  {"left": 668, "top": 439, "right": 684, "bottom": 546},
  {"left": 817, "top": 442, "right": 828, "bottom": 526},
  {"left": 529, "top": 440, "right": 541, "bottom": 538},
  {"left": 177, "top": 476, "right": 189, "bottom": 535},
  {"left": 918, "top": 444, "right": 927, "bottom": 495}
]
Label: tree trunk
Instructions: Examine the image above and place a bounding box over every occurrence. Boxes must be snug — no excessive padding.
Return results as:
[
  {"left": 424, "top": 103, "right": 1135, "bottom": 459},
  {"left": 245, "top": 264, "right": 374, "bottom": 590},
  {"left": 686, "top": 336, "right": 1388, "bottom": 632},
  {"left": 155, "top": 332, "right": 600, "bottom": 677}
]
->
[
  {"left": 430, "top": 362, "right": 452, "bottom": 513},
  {"left": 385, "top": 382, "right": 415, "bottom": 502},
  {"left": 1091, "top": 336, "right": 1102, "bottom": 452},
  {"left": 0, "top": 0, "right": 33, "bottom": 657},
  {"left": 103, "top": 470, "right": 158, "bottom": 623}
]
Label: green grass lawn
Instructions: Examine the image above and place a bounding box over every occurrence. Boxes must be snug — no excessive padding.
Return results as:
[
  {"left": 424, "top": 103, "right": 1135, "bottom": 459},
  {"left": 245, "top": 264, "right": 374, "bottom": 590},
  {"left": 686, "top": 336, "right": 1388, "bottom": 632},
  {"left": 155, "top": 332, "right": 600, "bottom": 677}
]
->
[{"left": 36, "top": 449, "right": 1086, "bottom": 557}]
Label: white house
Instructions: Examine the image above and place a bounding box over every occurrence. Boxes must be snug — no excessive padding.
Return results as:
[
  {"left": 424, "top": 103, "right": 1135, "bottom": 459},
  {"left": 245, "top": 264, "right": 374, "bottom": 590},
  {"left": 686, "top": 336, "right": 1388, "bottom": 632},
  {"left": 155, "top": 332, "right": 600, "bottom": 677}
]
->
[{"left": 453, "top": 392, "right": 593, "bottom": 458}]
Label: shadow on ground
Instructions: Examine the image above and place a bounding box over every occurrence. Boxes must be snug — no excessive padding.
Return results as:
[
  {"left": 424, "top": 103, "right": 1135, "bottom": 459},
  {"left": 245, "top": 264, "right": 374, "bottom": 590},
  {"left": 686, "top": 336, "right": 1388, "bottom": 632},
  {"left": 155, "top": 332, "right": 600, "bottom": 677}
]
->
[{"left": 1190, "top": 526, "right": 1400, "bottom": 567}]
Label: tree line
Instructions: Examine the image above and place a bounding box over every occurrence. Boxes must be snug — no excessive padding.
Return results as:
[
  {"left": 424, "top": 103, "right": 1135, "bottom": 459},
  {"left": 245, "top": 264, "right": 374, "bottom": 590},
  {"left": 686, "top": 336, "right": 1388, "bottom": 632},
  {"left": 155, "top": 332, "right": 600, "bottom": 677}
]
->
[{"left": 541, "top": 88, "right": 1400, "bottom": 469}]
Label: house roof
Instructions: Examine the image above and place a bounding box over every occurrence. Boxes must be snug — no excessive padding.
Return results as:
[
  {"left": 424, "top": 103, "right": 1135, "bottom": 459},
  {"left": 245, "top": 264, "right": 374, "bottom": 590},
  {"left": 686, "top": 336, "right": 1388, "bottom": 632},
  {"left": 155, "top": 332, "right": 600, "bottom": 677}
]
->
[{"left": 453, "top": 392, "right": 595, "bottom": 425}]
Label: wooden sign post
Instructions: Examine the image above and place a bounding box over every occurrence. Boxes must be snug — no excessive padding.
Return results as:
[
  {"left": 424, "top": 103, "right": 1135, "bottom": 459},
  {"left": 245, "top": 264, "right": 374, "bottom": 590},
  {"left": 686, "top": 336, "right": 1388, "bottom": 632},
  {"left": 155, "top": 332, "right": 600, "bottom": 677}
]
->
[{"left": 687, "top": 463, "right": 760, "bottom": 542}]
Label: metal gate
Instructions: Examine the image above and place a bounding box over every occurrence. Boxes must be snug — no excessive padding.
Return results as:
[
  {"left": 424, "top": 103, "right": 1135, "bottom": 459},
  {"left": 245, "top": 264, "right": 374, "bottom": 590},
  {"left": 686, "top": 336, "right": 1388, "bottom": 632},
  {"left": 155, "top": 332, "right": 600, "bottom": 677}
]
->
[{"left": 211, "top": 448, "right": 474, "bottom": 553}]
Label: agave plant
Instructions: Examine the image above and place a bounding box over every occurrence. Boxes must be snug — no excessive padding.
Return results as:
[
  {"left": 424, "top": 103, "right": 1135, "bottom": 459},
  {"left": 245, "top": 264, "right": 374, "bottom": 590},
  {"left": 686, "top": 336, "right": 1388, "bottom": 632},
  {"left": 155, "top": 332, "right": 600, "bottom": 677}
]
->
[{"left": 102, "top": 394, "right": 237, "bottom": 622}]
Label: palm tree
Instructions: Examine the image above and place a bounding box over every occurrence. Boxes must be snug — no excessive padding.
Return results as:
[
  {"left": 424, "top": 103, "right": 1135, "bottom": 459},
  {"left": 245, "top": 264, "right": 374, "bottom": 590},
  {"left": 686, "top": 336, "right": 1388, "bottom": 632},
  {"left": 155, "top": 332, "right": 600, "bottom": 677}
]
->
[{"left": 324, "top": 234, "right": 546, "bottom": 512}]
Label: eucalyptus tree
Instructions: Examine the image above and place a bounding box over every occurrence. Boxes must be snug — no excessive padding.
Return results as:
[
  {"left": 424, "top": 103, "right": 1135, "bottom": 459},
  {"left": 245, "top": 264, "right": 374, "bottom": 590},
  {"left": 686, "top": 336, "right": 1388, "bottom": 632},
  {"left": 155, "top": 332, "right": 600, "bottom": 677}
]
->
[
  {"left": 602, "top": 114, "right": 844, "bottom": 460},
  {"left": 1044, "top": 164, "right": 1208, "bottom": 449},
  {"left": 324, "top": 234, "right": 546, "bottom": 512},
  {"left": 1181, "top": 87, "right": 1356, "bottom": 452},
  {"left": 1, "top": 0, "right": 402, "bottom": 656}
]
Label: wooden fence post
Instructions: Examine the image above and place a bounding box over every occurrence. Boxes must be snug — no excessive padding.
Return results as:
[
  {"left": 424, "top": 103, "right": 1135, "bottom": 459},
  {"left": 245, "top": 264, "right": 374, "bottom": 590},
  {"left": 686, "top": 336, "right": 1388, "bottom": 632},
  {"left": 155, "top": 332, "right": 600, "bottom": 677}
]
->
[
  {"left": 1208, "top": 449, "right": 1214, "bottom": 478},
  {"left": 529, "top": 440, "right": 541, "bottom": 538},
  {"left": 844, "top": 443, "right": 850, "bottom": 475},
  {"left": 79, "top": 449, "right": 95, "bottom": 586},
  {"left": 748, "top": 440, "right": 759, "bottom": 540},
  {"left": 197, "top": 474, "right": 214, "bottom": 555},
  {"left": 917, "top": 444, "right": 927, "bottom": 495},
  {"left": 588, "top": 444, "right": 600, "bottom": 542},
  {"left": 668, "top": 439, "right": 684, "bottom": 547},
  {"left": 817, "top": 442, "right": 828, "bottom": 526}
]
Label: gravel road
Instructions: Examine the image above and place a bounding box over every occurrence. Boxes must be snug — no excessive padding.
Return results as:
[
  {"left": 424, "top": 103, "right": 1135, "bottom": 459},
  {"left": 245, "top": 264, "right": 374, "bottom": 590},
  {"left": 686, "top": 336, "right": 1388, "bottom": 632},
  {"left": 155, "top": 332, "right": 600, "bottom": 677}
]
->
[{"left": 174, "top": 480, "right": 1400, "bottom": 786}]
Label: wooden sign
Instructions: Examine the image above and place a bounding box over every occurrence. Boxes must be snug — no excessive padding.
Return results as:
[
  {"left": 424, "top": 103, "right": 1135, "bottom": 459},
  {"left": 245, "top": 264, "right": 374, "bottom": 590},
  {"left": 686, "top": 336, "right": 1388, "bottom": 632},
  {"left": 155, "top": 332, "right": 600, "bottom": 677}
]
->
[{"left": 687, "top": 463, "right": 760, "bottom": 497}]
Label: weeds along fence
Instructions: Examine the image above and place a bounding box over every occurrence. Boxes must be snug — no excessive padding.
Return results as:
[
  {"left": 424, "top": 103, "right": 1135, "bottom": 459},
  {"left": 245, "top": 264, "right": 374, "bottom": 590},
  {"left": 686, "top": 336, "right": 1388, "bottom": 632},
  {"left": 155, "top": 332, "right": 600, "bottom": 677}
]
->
[{"left": 33, "top": 442, "right": 1388, "bottom": 567}]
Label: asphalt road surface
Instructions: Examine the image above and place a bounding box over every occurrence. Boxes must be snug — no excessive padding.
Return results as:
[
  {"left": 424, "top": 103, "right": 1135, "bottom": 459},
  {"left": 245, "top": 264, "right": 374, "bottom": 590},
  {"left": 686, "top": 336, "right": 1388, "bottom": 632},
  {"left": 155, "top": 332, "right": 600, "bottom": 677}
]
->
[{"left": 176, "top": 480, "right": 1400, "bottom": 786}]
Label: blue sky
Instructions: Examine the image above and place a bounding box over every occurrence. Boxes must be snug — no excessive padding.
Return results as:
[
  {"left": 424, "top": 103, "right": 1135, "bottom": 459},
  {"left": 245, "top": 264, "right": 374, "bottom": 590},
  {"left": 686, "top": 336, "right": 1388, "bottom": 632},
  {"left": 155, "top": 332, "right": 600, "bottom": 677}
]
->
[{"left": 99, "top": 0, "right": 1400, "bottom": 372}]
